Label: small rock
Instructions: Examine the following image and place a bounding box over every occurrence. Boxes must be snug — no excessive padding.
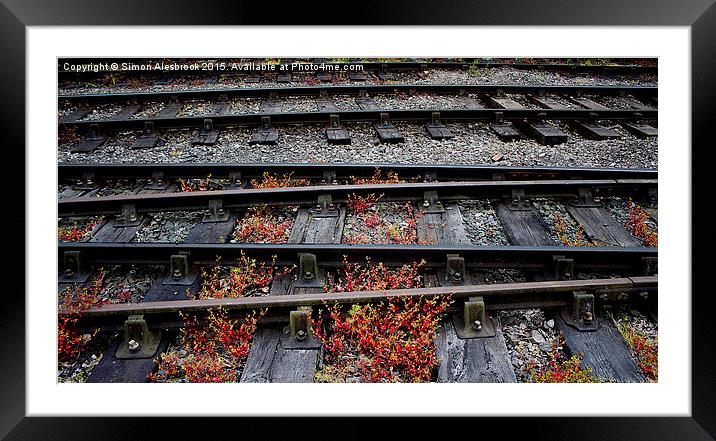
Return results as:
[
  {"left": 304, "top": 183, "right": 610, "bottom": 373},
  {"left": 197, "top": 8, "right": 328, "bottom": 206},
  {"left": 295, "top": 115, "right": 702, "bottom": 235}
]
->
[
  {"left": 531, "top": 330, "right": 546, "bottom": 343},
  {"left": 491, "top": 153, "right": 504, "bottom": 162},
  {"left": 546, "top": 319, "right": 554, "bottom": 329}
]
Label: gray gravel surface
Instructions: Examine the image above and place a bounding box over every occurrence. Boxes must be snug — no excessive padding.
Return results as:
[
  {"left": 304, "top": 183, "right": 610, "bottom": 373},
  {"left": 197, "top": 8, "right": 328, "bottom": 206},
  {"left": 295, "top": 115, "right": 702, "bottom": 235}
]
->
[
  {"left": 498, "top": 309, "right": 562, "bottom": 382},
  {"left": 79, "top": 103, "right": 123, "bottom": 121},
  {"left": 97, "top": 265, "right": 162, "bottom": 303},
  {"left": 604, "top": 197, "right": 658, "bottom": 246},
  {"left": 343, "top": 202, "right": 416, "bottom": 244},
  {"left": 58, "top": 121, "right": 657, "bottom": 169},
  {"left": 134, "top": 211, "right": 203, "bottom": 243},
  {"left": 131, "top": 102, "right": 165, "bottom": 119},
  {"left": 458, "top": 200, "right": 509, "bottom": 245},
  {"left": 532, "top": 198, "right": 582, "bottom": 246}
]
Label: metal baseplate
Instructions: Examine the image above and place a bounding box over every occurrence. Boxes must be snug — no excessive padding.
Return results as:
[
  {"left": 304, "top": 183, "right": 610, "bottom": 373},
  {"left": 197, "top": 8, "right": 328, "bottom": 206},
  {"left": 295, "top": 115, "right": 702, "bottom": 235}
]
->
[
  {"left": 202, "top": 199, "right": 230, "bottom": 223},
  {"left": 114, "top": 204, "right": 143, "bottom": 228},
  {"left": 311, "top": 194, "right": 339, "bottom": 218},
  {"left": 568, "top": 188, "right": 602, "bottom": 208},
  {"left": 294, "top": 253, "right": 325, "bottom": 288},
  {"left": 507, "top": 189, "right": 531, "bottom": 211},
  {"left": 162, "top": 253, "right": 199, "bottom": 286},
  {"left": 560, "top": 291, "right": 598, "bottom": 331},
  {"left": 132, "top": 122, "right": 160, "bottom": 149},
  {"left": 444, "top": 254, "right": 466, "bottom": 285},
  {"left": 281, "top": 306, "right": 322, "bottom": 349},
  {"left": 192, "top": 119, "right": 219, "bottom": 145},
  {"left": 58, "top": 250, "right": 92, "bottom": 284},
  {"left": 421, "top": 190, "right": 445, "bottom": 214},
  {"left": 453, "top": 296, "right": 497, "bottom": 339},
  {"left": 115, "top": 315, "right": 162, "bottom": 359}
]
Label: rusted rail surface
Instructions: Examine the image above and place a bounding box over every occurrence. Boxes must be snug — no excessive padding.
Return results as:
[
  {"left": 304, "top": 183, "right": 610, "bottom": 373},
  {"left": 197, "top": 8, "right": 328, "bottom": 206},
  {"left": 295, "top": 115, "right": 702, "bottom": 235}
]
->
[{"left": 57, "top": 178, "right": 657, "bottom": 217}]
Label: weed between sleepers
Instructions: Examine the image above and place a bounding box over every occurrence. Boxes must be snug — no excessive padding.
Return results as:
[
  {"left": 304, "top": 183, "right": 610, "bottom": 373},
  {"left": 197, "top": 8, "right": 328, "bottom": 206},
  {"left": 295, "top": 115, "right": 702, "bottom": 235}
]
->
[
  {"left": 194, "top": 253, "right": 294, "bottom": 300},
  {"left": 58, "top": 217, "right": 102, "bottom": 242},
  {"left": 344, "top": 198, "right": 429, "bottom": 245},
  {"left": 176, "top": 174, "right": 227, "bottom": 192},
  {"left": 553, "top": 213, "right": 595, "bottom": 247},
  {"left": 313, "top": 258, "right": 452, "bottom": 383},
  {"left": 347, "top": 168, "right": 407, "bottom": 185},
  {"left": 626, "top": 199, "right": 658, "bottom": 247},
  {"left": 231, "top": 205, "right": 295, "bottom": 244},
  {"left": 614, "top": 315, "right": 658, "bottom": 381},
  {"left": 58, "top": 270, "right": 106, "bottom": 363},
  {"left": 147, "top": 307, "right": 266, "bottom": 383},
  {"left": 250, "top": 171, "right": 310, "bottom": 189}
]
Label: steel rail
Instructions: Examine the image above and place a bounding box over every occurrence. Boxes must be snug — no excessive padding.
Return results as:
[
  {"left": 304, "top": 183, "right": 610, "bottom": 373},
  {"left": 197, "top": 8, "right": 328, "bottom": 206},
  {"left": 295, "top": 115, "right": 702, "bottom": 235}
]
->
[
  {"left": 65, "top": 276, "right": 658, "bottom": 320},
  {"left": 58, "top": 242, "right": 656, "bottom": 274},
  {"left": 58, "top": 163, "right": 658, "bottom": 182},
  {"left": 59, "top": 108, "right": 658, "bottom": 133},
  {"left": 57, "top": 179, "right": 656, "bottom": 217},
  {"left": 58, "top": 83, "right": 658, "bottom": 103}
]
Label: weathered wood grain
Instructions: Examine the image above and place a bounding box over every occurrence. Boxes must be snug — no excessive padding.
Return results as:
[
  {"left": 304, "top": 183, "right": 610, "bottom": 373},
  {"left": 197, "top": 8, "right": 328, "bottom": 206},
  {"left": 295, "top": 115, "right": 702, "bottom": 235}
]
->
[
  {"left": 565, "top": 205, "right": 640, "bottom": 247},
  {"left": 556, "top": 314, "right": 645, "bottom": 383},
  {"left": 241, "top": 209, "right": 344, "bottom": 382},
  {"left": 423, "top": 203, "right": 517, "bottom": 383},
  {"left": 495, "top": 202, "right": 555, "bottom": 246},
  {"left": 87, "top": 334, "right": 170, "bottom": 383},
  {"left": 184, "top": 212, "right": 239, "bottom": 243}
]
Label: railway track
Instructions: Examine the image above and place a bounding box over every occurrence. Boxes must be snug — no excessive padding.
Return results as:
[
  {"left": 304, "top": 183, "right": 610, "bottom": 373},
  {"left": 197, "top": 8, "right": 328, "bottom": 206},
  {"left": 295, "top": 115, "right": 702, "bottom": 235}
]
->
[
  {"left": 58, "top": 165, "right": 658, "bottom": 383},
  {"left": 57, "top": 59, "right": 659, "bottom": 385},
  {"left": 58, "top": 83, "right": 657, "bottom": 153}
]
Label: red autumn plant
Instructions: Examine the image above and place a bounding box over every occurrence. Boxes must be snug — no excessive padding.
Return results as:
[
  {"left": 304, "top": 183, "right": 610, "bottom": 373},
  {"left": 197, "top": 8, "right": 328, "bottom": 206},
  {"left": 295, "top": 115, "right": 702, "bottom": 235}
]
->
[
  {"left": 147, "top": 307, "right": 265, "bottom": 383},
  {"left": 196, "top": 253, "right": 294, "bottom": 300},
  {"left": 326, "top": 257, "right": 425, "bottom": 293},
  {"left": 232, "top": 205, "right": 294, "bottom": 244},
  {"left": 58, "top": 218, "right": 101, "bottom": 242},
  {"left": 346, "top": 193, "right": 382, "bottom": 214},
  {"left": 313, "top": 296, "right": 453, "bottom": 383},
  {"left": 58, "top": 270, "right": 107, "bottom": 362},
  {"left": 626, "top": 200, "right": 658, "bottom": 247},
  {"left": 250, "top": 172, "right": 310, "bottom": 189},
  {"left": 532, "top": 351, "right": 599, "bottom": 383},
  {"left": 314, "top": 257, "right": 451, "bottom": 382},
  {"left": 553, "top": 213, "right": 594, "bottom": 247},
  {"left": 176, "top": 174, "right": 223, "bottom": 192},
  {"left": 348, "top": 168, "right": 403, "bottom": 185},
  {"left": 59, "top": 127, "right": 82, "bottom": 144},
  {"left": 344, "top": 202, "right": 428, "bottom": 245},
  {"left": 615, "top": 317, "right": 658, "bottom": 381}
]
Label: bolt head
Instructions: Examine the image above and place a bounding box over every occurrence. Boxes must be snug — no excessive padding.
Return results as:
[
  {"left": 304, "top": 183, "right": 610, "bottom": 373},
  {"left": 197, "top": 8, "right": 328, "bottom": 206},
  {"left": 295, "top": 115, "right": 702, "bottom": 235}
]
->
[
  {"left": 471, "top": 320, "right": 482, "bottom": 331},
  {"left": 128, "top": 339, "right": 140, "bottom": 351},
  {"left": 303, "top": 271, "right": 314, "bottom": 281},
  {"left": 296, "top": 330, "right": 307, "bottom": 341},
  {"left": 423, "top": 200, "right": 430, "bottom": 207},
  {"left": 581, "top": 311, "right": 593, "bottom": 322},
  {"left": 173, "top": 269, "right": 183, "bottom": 279}
]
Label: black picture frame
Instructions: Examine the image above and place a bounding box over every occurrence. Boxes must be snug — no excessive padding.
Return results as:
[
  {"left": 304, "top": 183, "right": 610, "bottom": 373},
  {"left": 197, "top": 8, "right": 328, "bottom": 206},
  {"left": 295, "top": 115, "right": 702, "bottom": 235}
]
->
[{"left": 3, "top": 1, "right": 714, "bottom": 439}]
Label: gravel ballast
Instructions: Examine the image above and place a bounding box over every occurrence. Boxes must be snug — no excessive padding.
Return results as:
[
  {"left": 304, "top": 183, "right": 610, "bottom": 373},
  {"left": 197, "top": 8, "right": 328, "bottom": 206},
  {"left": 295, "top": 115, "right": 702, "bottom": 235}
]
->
[{"left": 58, "top": 121, "right": 657, "bottom": 169}]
